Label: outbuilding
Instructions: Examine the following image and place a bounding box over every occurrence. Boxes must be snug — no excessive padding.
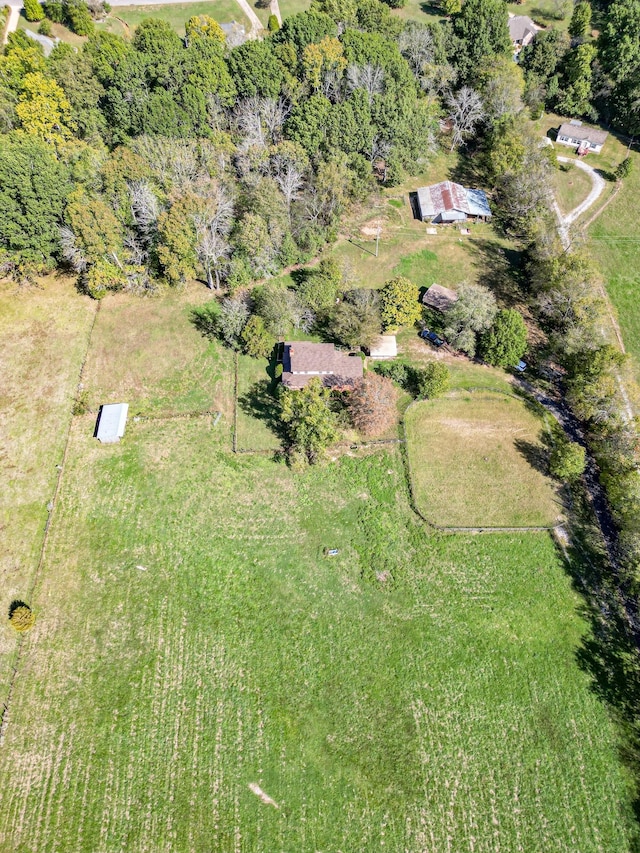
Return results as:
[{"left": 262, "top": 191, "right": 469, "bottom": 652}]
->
[
  {"left": 416, "top": 181, "right": 491, "bottom": 223},
  {"left": 96, "top": 403, "right": 129, "bottom": 444},
  {"left": 422, "top": 284, "right": 459, "bottom": 313}
]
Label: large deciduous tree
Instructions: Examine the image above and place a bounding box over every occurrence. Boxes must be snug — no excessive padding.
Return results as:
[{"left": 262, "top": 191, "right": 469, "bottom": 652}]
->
[
  {"left": 347, "top": 372, "right": 398, "bottom": 436},
  {"left": 379, "top": 275, "right": 420, "bottom": 330},
  {"left": 280, "top": 376, "right": 338, "bottom": 464},
  {"left": 0, "top": 133, "right": 70, "bottom": 265},
  {"left": 479, "top": 308, "right": 528, "bottom": 367},
  {"left": 442, "top": 282, "right": 497, "bottom": 356}
]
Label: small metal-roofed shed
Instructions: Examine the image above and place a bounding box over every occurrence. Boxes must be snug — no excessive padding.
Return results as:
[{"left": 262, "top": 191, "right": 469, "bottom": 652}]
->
[
  {"left": 368, "top": 335, "right": 398, "bottom": 359},
  {"left": 422, "top": 284, "right": 459, "bottom": 313},
  {"left": 96, "top": 403, "right": 129, "bottom": 443}
]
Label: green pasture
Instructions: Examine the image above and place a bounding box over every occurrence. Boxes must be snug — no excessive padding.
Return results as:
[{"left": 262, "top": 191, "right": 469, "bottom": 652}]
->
[
  {"left": 0, "top": 419, "right": 632, "bottom": 851},
  {"left": 0, "top": 281, "right": 635, "bottom": 852}
]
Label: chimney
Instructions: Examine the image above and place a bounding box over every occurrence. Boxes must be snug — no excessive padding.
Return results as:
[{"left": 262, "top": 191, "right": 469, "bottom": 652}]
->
[{"left": 289, "top": 346, "right": 294, "bottom": 356}]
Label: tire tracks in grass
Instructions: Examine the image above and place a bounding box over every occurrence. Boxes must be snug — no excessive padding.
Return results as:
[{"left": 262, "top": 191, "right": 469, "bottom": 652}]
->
[{"left": 0, "top": 300, "right": 101, "bottom": 746}]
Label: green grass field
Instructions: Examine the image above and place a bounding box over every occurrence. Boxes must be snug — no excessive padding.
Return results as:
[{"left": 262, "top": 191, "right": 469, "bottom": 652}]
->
[
  {"left": 0, "top": 277, "right": 96, "bottom": 703},
  {"left": 587, "top": 143, "right": 640, "bottom": 371},
  {"left": 0, "top": 419, "right": 633, "bottom": 851},
  {"left": 0, "top": 283, "right": 635, "bottom": 851},
  {"left": 405, "top": 391, "right": 562, "bottom": 528}
]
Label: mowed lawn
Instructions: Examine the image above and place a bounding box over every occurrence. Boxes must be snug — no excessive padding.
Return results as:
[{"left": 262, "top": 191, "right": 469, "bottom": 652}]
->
[
  {"left": 552, "top": 159, "right": 594, "bottom": 217},
  {"left": 0, "top": 419, "right": 633, "bottom": 851},
  {"left": 587, "top": 142, "right": 640, "bottom": 372},
  {"left": 405, "top": 391, "right": 562, "bottom": 528},
  {"left": 97, "top": 0, "right": 254, "bottom": 38},
  {"left": 0, "top": 278, "right": 96, "bottom": 702}
]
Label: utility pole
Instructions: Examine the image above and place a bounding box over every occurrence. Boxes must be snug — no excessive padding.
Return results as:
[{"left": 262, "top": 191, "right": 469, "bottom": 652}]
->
[{"left": 375, "top": 223, "right": 381, "bottom": 258}]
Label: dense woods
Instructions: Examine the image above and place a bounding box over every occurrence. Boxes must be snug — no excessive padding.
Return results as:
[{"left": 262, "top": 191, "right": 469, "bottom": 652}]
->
[{"left": 0, "top": 0, "right": 638, "bottom": 289}]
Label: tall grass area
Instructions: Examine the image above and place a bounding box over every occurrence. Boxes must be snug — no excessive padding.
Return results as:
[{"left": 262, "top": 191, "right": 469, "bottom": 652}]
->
[
  {"left": 588, "top": 146, "right": 640, "bottom": 373},
  {"left": 0, "top": 278, "right": 96, "bottom": 704},
  {"left": 0, "top": 419, "right": 632, "bottom": 851}
]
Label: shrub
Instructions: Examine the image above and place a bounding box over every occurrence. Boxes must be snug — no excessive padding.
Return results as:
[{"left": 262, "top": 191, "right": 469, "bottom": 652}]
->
[
  {"left": 24, "top": 0, "right": 45, "bottom": 21},
  {"left": 43, "top": 0, "right": 64, "bottom": 22},
  {"left": 374, "top": 360, "right": 409, "bottom": 387},
  {"left": 72, "top": 390, "right": 89, "bottom": 416},
  {"left": 9, "top": 603, "right": 35, "bottom": 632},
  {"left": 347, "top": 373, "right": 398, "bottom": 437},
  {"left": 66, "top": 0, "right": 94, "bottom": 35},
  {"left": 268, "top": 13, "right": 279, "bottom": 31},
  {"left": 241, "top": 315, "right": 275, "bottom": 359},
  {"left": 38, "top": 17, "right": 52, "bottom": 34},
  {"left": 414, "top": 362, "right": 449, "bottom": 399},
  {"left": 550, "top": 439, "right": 587, "bottom": 482},
  {"left": 616, "top": 158, "right": 633, "bottom": 181}
]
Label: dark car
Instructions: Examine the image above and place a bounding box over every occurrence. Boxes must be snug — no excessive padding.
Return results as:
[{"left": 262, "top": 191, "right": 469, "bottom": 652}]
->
[{"left": 420, "top": 329, "right": 444, "bottom": 347}]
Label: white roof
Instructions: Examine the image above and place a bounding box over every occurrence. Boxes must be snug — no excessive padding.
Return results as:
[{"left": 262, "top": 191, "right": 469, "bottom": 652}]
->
[
  {"left": 96, "top": 403, "right": 129, "bottom": 443},
  {"left": 369, "top": 335, "right": 398, "bottom": 358}
]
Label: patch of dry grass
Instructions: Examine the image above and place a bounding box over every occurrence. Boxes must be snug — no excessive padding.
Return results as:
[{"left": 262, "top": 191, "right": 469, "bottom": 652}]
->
[
  {"left": 81, "top": 284, "right": 235, "bottom": 426},
  {"left": 0, "top": 276, "right": 96, "bottom": 696},
  {"left": 405, "top": 391, "right": 563, "bottom": 527}
]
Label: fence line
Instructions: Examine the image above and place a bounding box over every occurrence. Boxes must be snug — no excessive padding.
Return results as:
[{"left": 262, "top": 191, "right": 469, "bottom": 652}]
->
[{"left": 0, "top": 298, "right": 102, "bottom": 746}]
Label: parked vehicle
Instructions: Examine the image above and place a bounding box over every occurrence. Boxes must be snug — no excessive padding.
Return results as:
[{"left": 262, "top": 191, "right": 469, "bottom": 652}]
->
[
  {"left": 514, "top": 360, "right": 527, "bottom": 373},
  {"left": 420, "top": 329, "right": 444, "bottom": 348}
]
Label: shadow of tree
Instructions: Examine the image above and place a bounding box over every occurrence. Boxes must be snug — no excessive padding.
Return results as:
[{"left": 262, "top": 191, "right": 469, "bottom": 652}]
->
[
  {"left": 8, "top": 600, "right": 29, "bottom": 619},
  {"left": 559, "top": 493, "right": 640, "bottom": 848},
  {"left": 447, "top": 142, "right": 488, "bottom": 188},
  {"left": 465, "top": 239, "right": 525, "bottom": 305},
  {"left": 190, "top": 304, "right": 220, "bottom": 340},
  {"left": 514, "top": 438, "right": 550, "bottom": 475},
  {"left": 237, "top": 379, "right": 286, "bottom": 443}
]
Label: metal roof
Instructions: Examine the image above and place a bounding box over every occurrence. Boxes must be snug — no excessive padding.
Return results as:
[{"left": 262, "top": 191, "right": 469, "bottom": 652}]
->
[
  {"left": 96, "top": 403, "right": 129, "bottom": 443},
  {"left": 416, "top": 182, "right": 491, "bottom": 220}
]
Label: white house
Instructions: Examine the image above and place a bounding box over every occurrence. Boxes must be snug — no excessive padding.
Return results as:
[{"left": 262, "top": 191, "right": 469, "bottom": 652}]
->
[{"left": 557, "top": 121, "right": 608, "bottom": 154}]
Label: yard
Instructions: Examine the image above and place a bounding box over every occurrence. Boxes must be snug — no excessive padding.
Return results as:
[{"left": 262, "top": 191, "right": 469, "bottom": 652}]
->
[
  {"left": 552, "top": 158, "right": 595, "bottom": 217},
  {"left": 97, "top": 0, "right": 255, "bottom": 37},
  {"left": 0, "top": 283, "right": 635, "bottom": 850},
  {"left": 405, "top": 390, "right": 562, "bottom": 528}
]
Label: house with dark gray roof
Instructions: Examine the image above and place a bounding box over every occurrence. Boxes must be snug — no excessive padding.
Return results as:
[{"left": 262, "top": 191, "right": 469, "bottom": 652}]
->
[
  {"left": 282, "top": 343, "right": 363, "bottom": 390},
  {"left": 508, "top": 15, "right": 540, "bottom": 49},
  {"left": 416, "top": 181, "right": 491, "bottom": 223},
  {"left": 557, "top": 121, "right": 608, "bottom": 154}
]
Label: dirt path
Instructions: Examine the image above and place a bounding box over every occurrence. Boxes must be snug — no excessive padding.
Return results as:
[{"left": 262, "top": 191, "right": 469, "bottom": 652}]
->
[
  {"left": 3, "top": 1, "right": 22, "bottom": 45},
  {"left": 554, "top": 156, "right": 606, "bottom": 249},
  {"left": 231, "top": 0, "right": 263, "bottom": 35}
]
